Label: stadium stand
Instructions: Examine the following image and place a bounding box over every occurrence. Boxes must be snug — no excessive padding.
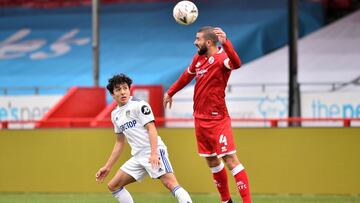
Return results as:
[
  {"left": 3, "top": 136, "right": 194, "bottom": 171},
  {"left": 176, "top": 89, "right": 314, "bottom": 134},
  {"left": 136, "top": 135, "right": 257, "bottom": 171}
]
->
[
  {"left": 227, "top": 10, "right": 360, "bottom": 92},
  {"left": 0, "top": 0, "right": 324, "bottom": 95},
  {"left": 0, "top": 0, "right": 182, "bottom": 8}
]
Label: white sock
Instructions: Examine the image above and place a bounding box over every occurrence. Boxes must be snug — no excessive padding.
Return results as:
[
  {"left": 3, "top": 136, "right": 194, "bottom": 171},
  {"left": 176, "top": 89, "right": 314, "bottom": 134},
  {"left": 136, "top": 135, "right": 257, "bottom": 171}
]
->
[
  {"left": 172, "top": 185, "right": 192, "bottom": 203},
  {"left": 112, "top": 187, "right": 134, "bottom": 203}
]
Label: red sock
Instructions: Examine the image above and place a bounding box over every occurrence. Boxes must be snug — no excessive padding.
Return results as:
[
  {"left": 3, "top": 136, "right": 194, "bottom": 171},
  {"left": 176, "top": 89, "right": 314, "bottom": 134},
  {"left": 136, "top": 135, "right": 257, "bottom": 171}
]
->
[
  {"left": 232, "top": 164, "right": 251, "bottom": 203},
  {"left": 211, "top": 162, "right": 231, "bottom": 202}
]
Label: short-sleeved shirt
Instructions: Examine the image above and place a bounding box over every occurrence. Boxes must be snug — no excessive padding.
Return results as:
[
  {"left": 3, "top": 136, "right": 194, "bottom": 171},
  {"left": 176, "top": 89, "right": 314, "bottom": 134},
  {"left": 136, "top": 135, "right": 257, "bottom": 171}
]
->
[{"left": 111, "top": 96, "right": 166, "bottom": 156}]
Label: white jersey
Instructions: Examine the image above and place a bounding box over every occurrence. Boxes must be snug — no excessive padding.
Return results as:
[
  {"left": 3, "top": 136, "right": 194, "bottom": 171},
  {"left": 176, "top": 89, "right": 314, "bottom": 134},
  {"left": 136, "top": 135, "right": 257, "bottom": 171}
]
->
[{"left": 111, "top": 96, "right": 166, "bottom": 156}]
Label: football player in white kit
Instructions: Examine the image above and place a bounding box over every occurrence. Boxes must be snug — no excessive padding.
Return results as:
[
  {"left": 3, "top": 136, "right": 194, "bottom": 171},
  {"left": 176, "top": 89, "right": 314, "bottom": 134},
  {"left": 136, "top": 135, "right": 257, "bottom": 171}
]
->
[{"left": 95, "top": 74, "right": 192, "bottom": 203}]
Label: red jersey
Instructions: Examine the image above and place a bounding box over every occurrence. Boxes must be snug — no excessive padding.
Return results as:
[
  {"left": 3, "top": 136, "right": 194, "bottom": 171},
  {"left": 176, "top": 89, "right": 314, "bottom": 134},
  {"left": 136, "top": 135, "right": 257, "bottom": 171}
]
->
[{"left": 167, "top": 39, "right": 241, "bottom": 119}]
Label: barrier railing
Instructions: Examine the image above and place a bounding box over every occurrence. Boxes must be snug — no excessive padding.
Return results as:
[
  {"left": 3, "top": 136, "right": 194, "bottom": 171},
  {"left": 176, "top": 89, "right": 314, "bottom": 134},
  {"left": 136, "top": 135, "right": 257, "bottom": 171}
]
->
[
  {"left": 158, "top": 117, "right": 360, "bottom": 127},
  {"left": 1, "top": 117, "right": 360, "bottom": 129},
  {"left": 227, "top": 82, "right": 360, "bottom": 92},
  {"left": 2, "top": 82, "right": 359, "bottom": 96}
]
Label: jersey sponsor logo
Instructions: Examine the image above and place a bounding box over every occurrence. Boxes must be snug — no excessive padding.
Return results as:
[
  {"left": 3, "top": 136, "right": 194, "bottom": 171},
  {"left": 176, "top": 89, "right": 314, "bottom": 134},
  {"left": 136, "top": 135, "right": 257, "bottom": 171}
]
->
[
  {"left": 196, "top": 68, "right": 208, "bottom": 77},
  {"left": 141, "top": 105, "right": 151, "bottom": 115},
  {"left": 119, "top": 120, "right": 137, "bottom": 132}
]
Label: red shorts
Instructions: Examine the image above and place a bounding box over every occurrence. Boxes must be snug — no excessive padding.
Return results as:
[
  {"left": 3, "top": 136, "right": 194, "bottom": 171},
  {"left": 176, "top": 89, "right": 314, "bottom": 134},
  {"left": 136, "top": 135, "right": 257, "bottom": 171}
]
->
[{"left": 194, "top": 116, "right": 236, "bottom": 158}]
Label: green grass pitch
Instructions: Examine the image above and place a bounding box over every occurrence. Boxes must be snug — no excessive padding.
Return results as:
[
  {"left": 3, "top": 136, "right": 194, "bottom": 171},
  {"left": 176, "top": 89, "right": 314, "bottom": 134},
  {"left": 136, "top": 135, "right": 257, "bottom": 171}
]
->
[{"left": 0, "top": 193, "right": 360, "bottom": 203}]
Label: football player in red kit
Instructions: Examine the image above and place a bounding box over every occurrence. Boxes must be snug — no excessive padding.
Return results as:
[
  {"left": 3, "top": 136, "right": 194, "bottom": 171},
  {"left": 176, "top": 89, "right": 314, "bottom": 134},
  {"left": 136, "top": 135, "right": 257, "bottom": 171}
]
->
[{"left": 164, "top": 26, "right": 251, "bottom": 203}]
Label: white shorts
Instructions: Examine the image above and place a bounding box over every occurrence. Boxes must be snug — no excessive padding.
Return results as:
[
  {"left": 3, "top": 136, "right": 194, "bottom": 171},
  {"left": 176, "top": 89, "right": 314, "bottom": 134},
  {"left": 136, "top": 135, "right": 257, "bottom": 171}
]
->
[{"left": 120, "top": 148, "right": 174, "bottom": 181}]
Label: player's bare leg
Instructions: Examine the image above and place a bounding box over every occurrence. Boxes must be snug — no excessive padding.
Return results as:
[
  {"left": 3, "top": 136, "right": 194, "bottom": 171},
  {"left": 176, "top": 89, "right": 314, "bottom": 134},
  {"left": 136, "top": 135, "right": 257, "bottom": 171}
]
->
[
  {"left": 205, "top": 156, "right": 232, "bottom": 203},
  {"left": 108, "top": 169, "right": 136, "bottom": 203},
  {"left": 159, "top": 173, "right": 192, "bottom": 203},
  {"left": 223, "top": 154, "right": 251, "bottom": 203}
]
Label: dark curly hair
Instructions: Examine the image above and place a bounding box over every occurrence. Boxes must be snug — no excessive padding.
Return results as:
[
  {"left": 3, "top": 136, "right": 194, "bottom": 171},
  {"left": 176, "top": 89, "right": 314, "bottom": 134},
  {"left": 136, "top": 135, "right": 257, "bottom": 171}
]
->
[{"left": 106, "top": 73, "right": 133, "bottom": 94}]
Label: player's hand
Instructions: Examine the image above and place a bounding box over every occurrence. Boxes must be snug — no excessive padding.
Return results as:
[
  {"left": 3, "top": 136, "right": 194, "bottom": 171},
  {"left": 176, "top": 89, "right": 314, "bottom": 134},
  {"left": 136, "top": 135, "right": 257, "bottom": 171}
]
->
[
  {"left": 163, "top": 93, "right": 173, "bottom": 109},
  {"left": 149, "top": 152, "right": 160, "bottom": 170},
  {"left": 214, "top": 27, "right": 227, "bottom": 44},
  {"left": 95, "top": 166, "right": 110, "bottom": 183}
]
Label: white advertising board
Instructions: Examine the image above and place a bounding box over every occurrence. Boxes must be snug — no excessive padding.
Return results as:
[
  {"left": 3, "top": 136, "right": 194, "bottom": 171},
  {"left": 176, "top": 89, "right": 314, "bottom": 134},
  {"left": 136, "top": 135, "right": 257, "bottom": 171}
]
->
[
  {"left": 301, "top": 92, "right": 360, "bottom": 127},
  {"left": 165, "top": 91, "right": 288, "bottom": 127},
  {"left": 0, "top": 95, "right": 62, "bottom": 129},
  {"left": 165, "top": 88, "right": 360, "bottom": 127}
]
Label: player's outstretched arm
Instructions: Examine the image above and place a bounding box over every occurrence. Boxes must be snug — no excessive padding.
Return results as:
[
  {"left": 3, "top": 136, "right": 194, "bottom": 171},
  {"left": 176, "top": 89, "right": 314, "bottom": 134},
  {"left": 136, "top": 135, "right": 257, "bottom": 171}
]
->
[
  {"left": 165, "top": 64, "right": 196, "bottom": 106},
  {"left": 214, "top": 27, "right": 242, "bottom": 69},
  {"left": 95, "top": 134, "right": 125, "bottom": 183}
]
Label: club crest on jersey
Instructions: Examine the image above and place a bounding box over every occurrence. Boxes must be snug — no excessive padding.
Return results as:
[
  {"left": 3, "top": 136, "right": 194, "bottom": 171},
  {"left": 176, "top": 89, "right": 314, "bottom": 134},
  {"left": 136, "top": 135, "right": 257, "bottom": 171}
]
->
[
  {"left": 141, "top": 105, "right": 151, "bottom": 115},
  {"left": 126, "top": 110, "right": 130, "bottom": 118},
  {"left": 208, "top": 56, "right": 215, "bottom": 64}
]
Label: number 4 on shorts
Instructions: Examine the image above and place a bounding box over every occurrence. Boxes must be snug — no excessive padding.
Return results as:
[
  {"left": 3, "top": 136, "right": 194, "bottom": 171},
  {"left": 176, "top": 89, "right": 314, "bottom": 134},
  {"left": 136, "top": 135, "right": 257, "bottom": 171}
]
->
[{"left": 219, "top": 134, "right": 228, "bottom": 146}]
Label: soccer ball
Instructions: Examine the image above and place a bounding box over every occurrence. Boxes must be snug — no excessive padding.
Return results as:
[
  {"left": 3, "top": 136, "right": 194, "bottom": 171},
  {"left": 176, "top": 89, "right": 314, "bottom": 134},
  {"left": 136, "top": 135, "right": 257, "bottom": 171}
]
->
[{"left": 173, "top": 1, "right": 198, "bottom": 25}]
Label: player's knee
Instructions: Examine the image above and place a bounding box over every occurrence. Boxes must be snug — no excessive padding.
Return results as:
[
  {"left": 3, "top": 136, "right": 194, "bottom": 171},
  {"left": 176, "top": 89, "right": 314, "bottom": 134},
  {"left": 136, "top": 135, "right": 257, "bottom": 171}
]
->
[
  {"left": 160, "top": 173, "right": 178, "bottom": 190},
  {"left": 205, "top": 156, "right": 221, "bottom": 167},
  {"left": 223, "top": 154, "right": 240, "bottom": 169},
  {"left": 107, "top": 182, "right": 118, "bottom": 192},
  {"left": 162, "top": 180, "right": 173, "bottom": 190}
]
